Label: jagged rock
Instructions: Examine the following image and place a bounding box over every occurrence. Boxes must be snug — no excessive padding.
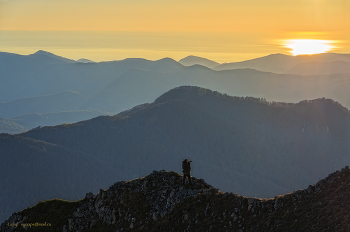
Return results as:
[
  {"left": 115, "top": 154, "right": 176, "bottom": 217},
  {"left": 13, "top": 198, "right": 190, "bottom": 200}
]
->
[
  {"left": 2, "top": 168, "right": 350, "bottom": 232},
  {"left": 85, "top": 192, "right": 94, "bottom": 200},
  {"left": 152, "top": 213, "right": 158, "bottom": 222},
  {"left": 307, "top": 185, "right": 313, "bottom": 193}
]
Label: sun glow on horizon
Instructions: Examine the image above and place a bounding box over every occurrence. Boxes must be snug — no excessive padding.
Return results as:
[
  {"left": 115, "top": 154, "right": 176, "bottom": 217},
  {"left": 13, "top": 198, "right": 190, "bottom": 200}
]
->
[{"left": 285, "top": 39, "right": 335, "bottom": 56}]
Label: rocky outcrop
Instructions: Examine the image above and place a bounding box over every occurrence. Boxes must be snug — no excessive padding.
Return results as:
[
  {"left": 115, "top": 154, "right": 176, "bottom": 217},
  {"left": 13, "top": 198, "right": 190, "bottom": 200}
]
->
[
  {"left": 2, "top": 167, "right": 350, "bottom": 232},
  {"left": 62, "top": 170, "right": 215, "bottom": 232}
]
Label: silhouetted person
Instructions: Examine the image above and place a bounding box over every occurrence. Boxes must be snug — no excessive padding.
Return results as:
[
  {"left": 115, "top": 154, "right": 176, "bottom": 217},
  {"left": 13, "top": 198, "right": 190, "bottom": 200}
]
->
[{"left": 182, "top": 159, "right": 192, "bottom": 185}]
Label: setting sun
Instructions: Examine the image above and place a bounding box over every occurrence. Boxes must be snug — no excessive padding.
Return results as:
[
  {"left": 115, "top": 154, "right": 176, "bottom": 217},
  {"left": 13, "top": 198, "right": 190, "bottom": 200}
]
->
[{"left": 285, "top": 39, "right": 334, "bottom": 56}]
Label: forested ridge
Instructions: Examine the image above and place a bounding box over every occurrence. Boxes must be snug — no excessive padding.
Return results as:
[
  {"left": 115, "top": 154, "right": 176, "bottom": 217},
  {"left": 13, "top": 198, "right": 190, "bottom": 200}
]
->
[{"left": 21, "top": 86, "right": 350, "bottom": 195}]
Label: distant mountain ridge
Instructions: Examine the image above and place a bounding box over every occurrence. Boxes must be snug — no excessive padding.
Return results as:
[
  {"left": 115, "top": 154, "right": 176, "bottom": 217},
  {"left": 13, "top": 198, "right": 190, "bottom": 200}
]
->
[
  {"left": 213, "top": 53, "right": 350, "bottom": 73},
  {"left": 0, "top": 91, "right": 83, "bottom": 118},
  {"left": 2, "top": 50, "right": 350, "bottom": 132},
  {"left": 0, "top": 52, "right": 184, "bottom": 103}
]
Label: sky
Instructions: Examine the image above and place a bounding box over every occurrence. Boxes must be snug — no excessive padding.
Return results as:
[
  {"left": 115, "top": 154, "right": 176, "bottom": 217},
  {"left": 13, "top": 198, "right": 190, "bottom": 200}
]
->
[{"left": 0, "top": 0, "right": 349, "bottom": 62}]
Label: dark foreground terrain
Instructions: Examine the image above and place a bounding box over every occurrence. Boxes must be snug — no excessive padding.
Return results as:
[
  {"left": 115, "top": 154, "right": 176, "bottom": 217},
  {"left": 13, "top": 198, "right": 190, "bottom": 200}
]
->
[{"left": 2, "top": 167, "right": 350, "bottom": 232}]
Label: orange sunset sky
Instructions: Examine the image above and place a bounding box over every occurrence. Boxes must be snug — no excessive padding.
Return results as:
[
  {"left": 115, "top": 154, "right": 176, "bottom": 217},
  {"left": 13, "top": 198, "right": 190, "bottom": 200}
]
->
[{"left": 0, "top": 0, "right": 349, "bottom": 62}]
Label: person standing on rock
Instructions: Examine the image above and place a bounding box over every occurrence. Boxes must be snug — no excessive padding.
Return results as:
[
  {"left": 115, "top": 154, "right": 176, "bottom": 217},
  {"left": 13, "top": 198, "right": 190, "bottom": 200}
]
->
[{"left": 182, "top": 159, "right": 192, "bottom": 185}]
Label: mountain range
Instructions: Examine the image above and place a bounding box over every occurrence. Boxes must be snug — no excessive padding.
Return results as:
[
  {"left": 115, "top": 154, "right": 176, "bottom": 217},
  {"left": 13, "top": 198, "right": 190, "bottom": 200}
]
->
[
  {"left": 1, "top": 86, "right": 350, "bottom": 223},
  {"left": 2, "top": 50, "right": 350, "bottom": 134},
  {"left": 179, "top": 53, "right": 350, "bottom": 74}
]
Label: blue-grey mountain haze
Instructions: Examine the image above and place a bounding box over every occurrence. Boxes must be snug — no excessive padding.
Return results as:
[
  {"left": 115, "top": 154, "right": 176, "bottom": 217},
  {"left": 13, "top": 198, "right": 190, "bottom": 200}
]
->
[{"left": 2, "top": 50, "right": 350, "bottom": 134}]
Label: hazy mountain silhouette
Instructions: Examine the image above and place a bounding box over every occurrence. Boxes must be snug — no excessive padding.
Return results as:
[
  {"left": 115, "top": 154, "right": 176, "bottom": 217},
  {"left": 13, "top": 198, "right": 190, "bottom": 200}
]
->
[
  {"left": 0, "top": 91, "right": 84, "bottom": 118},
  {"left": 0, "top": 50, "right": 75, "bottom": 67},
  {"left": 28, "top": 50, "right": 77, "bottom": 64},
  {"left": 80, "top": 68, "right": 175, "bottom": 112},
  {"left": 82, "top": 65, "right": 350, "bottom": 114},
  {"left": 98, "top": 57, "right": 183, "bottom": 74},
  {"left": 0, "top": 110, "right": 114, "bottom": 135},
  {"left": 285, "top": 60, "right": 350, "bottom": 75},
  {"left": 4, "top": 51, "right": 350, "bottom": 110},
  {"left": 0, "top": 52, "right": 183, "bottom": 102},
  {"left": 214, "top": 53, "right": 350, "bottom": 73},
  {"left": 178, "top": 55, "right": 220, "bottom": 68},
  {"left": 2, "top": 86, "right": 350, "bottom": 223},
  {"left": 3, "top": 50, "right": 350, "bottom": 132}
]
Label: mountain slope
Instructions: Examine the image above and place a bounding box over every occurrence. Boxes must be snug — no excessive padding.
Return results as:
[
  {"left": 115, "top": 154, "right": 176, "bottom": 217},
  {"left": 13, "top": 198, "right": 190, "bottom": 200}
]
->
[
  {"left": 0, "top": 91, "right": 84, "bottom": 118},
  {"left": 214, "top": 53, "right": 298, "bottom": 73},
  {"left": 2, "top": 168, "right": 350, "bottom": 231},
  {"left": 285, "top": 60, "right": 350, "bottom": 75},
  {"left": 214, "top": 53, "right": 350, "bottom": 73},
  {"left": 21, "top": 86, "right": 350, "bottom": 198},
  {"left": 0, "top": 133, "right": 115, "bottom": 225},
  {"left": 27, "top": 50, "right": 77, "bottom": 64}
]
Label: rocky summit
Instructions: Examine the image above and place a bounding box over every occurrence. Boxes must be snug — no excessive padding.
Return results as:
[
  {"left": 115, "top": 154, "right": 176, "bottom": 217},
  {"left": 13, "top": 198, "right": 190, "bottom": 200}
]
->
[{"left": 2, "top": 168, "right": 350, "bottom": 232}]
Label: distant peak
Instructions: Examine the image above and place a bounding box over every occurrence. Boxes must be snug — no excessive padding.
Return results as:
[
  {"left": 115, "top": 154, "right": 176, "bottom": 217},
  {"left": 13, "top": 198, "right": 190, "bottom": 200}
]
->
[
  {"left": 178, "top": 55, "right": 220, "bottom": 69},
  {"left": 179, "top": 55, "right": 219, "bottom": 62},
  {"left": 182, "top": 55, "right": 202, "bottom": 59},
  {"left": 29, "top": 50, "right": 76, "bottom": 63},
  {"left": 259, "top": 53, "right": 291, "bottom": 59},
  {"left": 157, "top": 57, "right": 177, "bottom": 62},
  {"left": 181, "top": 55, "right": 209, "bottom": 59},
  {"left": 33, "top": 50, "right": 53, "bottom": 55}
]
